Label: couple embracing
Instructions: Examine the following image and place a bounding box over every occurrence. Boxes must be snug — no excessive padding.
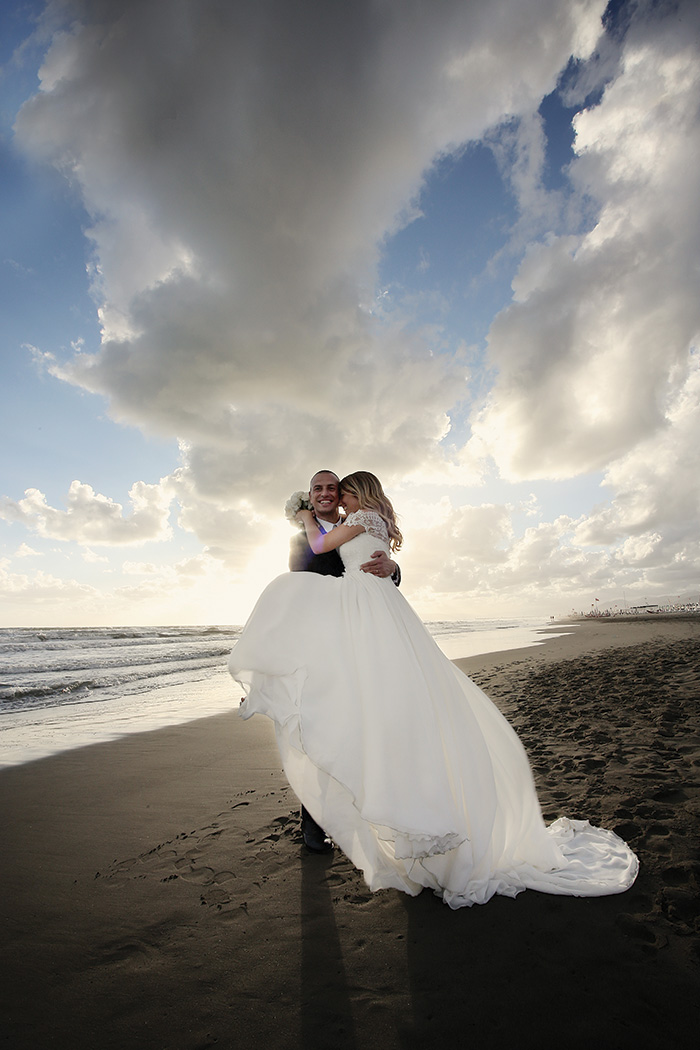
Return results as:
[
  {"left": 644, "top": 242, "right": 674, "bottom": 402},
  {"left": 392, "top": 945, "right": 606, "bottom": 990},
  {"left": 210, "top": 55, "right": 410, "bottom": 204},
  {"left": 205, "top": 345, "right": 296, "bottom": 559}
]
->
[
  {"left": 229, "top": 469, "right": 638, "bottom": 908},
  {"left": 288, "top": 470, "right": 400, "bottom": 852}
]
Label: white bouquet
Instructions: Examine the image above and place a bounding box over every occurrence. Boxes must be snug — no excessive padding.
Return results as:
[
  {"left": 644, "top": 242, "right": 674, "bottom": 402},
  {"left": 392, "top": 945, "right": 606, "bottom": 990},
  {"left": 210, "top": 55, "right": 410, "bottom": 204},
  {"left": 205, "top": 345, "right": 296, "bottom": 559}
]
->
[{"left": 284, "top": 490, "right": 312, "bottom": 527}]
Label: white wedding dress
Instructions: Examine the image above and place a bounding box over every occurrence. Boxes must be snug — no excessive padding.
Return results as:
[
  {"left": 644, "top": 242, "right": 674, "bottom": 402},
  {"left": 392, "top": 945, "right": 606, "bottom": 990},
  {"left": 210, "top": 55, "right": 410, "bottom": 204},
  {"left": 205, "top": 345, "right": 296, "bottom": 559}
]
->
[{"left": 228, "top": 511, "right": 638, "bottom": 907}]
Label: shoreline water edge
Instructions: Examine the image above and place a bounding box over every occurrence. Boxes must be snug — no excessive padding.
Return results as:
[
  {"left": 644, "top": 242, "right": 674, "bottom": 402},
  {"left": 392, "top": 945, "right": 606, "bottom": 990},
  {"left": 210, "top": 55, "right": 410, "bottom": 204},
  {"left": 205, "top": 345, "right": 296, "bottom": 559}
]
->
[
  {"left": 2, "top": 613, "right": 699, "bottom": 769},
  {"left": 1, "top": 615, "right": 573, "bottom": 768}
]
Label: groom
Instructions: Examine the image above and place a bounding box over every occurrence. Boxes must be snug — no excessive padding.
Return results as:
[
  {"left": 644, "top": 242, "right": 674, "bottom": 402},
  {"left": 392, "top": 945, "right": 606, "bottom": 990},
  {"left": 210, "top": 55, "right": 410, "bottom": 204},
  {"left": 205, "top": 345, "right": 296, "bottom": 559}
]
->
[{"left": 290, "top": 469, "right": 400, "bottom": 852}]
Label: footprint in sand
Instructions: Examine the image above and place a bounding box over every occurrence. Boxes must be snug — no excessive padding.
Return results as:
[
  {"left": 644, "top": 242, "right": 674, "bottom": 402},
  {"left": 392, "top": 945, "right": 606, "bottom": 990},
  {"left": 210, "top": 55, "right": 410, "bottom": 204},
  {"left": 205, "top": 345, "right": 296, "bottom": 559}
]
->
[
  {"left": 175, "top": 858, "right": 218, "bottom": 885},
  {"left": 94, "top": 938, "right": 154, "bottom": 966},
  {"left": 615, "top": 913, "right": 668, "bottom": 950}
]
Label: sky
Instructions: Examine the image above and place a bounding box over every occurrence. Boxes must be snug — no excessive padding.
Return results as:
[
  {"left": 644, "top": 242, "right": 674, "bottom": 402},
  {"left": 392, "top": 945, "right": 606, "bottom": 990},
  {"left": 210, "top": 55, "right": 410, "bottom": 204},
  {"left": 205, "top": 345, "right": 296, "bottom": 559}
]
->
[{"left": 1, "top": 0, "right": 699, "bottom": 628}]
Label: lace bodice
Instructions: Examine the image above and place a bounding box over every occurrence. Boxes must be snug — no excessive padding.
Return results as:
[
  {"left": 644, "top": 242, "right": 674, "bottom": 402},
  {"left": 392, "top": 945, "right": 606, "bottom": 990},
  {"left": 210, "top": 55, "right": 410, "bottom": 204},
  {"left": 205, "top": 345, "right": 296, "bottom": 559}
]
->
[
  {"left": 344, "top": 509, "right": 389, "bottom": 542},
  {"left": 340, "top": 510, "right": 390, "bottom": 572}
]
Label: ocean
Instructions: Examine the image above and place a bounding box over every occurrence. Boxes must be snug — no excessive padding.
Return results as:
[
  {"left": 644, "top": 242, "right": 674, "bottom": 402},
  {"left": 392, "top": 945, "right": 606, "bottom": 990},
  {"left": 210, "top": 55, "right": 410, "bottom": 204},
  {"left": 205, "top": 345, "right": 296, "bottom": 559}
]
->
[{"left": 0, "top": 618, "right": 568, "bottom": 768}]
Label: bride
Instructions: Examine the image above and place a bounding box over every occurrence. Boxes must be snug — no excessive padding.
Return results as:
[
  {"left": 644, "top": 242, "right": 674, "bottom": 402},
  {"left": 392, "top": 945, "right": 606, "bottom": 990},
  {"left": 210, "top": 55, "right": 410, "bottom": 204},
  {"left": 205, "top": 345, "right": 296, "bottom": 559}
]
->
[{"left": 228, "top": 471, "right": 638, "bottom": 908}]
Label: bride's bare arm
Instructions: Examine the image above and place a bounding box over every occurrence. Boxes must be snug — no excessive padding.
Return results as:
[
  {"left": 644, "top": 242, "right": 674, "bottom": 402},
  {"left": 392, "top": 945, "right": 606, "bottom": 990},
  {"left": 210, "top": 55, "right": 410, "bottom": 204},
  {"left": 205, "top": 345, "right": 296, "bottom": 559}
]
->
[{"left": 296, "top": 509, "right": 365, "bottom": 554}]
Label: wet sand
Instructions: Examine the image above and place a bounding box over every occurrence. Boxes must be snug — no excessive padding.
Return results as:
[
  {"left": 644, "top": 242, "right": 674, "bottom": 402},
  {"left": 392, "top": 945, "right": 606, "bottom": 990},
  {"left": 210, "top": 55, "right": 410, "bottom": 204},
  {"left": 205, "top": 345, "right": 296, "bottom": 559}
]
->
[{"left": 1, "top": 615, "right": 698, "bottom": 1049}]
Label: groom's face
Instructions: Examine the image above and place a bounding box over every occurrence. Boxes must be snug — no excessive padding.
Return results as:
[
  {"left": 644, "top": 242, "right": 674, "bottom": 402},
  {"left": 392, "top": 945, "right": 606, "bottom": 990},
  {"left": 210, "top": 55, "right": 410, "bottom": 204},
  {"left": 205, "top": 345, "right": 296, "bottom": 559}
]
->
[{"left": 309, "top": 471, "right": 340, "bottom": 520}]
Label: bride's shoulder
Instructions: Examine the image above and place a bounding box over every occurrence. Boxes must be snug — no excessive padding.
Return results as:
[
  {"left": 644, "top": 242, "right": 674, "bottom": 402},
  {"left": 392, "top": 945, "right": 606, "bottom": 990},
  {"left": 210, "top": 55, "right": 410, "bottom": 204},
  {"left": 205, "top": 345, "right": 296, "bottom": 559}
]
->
[{"left": 344, "top": 509, "right": 388, "bottom": 539}]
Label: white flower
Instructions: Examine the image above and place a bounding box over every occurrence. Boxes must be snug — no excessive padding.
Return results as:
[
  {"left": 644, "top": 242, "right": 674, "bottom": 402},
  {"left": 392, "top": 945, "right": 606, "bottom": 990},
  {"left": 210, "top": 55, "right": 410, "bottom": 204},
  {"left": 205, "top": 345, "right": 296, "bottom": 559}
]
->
[{"left": 284, "top": 490, "right": 312, "bottom": 527}]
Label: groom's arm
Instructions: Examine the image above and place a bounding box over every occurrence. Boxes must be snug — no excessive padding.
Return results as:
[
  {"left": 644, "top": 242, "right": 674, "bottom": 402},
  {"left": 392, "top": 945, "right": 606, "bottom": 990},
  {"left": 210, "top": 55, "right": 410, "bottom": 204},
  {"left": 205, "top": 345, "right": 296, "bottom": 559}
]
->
[
  {"left": 289, "top": 531, "right": 313, "bottom": 572},
  {"left": 361, "top": 550, "right": 401, "bottom": 586}
]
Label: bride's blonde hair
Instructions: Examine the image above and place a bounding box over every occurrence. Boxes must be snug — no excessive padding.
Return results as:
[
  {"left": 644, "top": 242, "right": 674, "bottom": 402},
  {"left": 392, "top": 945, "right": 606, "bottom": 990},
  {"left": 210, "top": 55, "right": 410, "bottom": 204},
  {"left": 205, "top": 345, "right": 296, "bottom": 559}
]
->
[{"left": 339, "top": 471, "right": 403, "bottom": 551}]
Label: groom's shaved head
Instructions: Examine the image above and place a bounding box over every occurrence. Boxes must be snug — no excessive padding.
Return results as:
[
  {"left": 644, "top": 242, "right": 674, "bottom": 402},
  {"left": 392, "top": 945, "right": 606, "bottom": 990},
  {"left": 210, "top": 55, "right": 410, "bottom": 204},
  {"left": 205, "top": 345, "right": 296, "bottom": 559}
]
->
[{"left": 309, "top": 470, "right": 339, "bottom": 489}]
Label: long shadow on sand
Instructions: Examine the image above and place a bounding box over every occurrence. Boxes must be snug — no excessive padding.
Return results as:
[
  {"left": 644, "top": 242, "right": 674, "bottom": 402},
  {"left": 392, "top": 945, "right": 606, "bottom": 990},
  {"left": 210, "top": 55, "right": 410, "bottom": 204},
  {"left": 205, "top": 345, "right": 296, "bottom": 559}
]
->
[{"left": 300, "top": 851, "right": 358, "bottom": 1049}]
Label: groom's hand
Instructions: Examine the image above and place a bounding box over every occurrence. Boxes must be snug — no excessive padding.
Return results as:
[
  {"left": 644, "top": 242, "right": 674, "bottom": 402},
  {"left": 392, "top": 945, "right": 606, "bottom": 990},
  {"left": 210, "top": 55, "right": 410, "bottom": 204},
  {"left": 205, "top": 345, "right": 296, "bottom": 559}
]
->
[{"left": 360, "top": 550, "right": 396, "bottom": 577}]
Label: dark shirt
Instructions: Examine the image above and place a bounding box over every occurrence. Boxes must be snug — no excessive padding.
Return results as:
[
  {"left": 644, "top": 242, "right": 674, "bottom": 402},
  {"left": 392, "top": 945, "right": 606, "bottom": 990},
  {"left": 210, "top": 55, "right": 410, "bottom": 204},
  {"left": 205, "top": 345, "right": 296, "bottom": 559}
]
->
[
  {"left": 289, "top": 529, "right": 344, "bottom": 576},
  {"left": 289, "top": 522, "right": 401, "bottom": 585}
]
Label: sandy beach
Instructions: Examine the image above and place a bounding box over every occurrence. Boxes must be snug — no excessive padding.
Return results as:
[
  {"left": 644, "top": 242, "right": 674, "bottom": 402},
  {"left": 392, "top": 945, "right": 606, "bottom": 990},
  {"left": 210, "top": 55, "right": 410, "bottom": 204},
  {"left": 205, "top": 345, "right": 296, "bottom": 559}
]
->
[{"left": 1, "top": 615, "right": 699, "bottom": 1049}]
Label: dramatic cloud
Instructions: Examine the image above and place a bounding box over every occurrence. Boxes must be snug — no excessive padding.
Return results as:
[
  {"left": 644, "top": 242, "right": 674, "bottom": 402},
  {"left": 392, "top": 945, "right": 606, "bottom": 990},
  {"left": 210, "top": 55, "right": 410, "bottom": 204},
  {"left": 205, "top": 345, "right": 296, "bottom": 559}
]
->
[
  {"left": 0, "top": 480, "right": 173, "bottom": 545},
  {"left": 471, "top": 4, "right": 700, "bottom": 482},
  {"left": 15, "top": 0, "right": 605, "bottom": 523}
]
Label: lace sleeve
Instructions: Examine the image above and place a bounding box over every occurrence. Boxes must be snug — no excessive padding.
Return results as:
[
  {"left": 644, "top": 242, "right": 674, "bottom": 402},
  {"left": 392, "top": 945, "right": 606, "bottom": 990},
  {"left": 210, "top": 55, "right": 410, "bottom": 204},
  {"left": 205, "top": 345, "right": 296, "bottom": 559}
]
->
[{"left": 344, "top": 509, "right": 389, "bottom": 543}]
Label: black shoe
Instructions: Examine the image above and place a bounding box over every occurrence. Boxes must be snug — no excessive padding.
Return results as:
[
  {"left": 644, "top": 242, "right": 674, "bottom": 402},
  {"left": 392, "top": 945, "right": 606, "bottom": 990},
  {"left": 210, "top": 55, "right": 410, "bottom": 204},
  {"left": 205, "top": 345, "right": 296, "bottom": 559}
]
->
[{"left": 301, "top": 806, "right": 333, "bottom": 853}]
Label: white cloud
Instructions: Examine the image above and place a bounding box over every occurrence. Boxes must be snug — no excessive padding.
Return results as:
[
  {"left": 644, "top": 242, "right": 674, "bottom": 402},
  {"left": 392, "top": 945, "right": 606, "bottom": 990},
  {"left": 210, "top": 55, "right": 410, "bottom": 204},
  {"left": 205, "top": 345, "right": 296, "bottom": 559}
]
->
[
  {"left": 0, "top": 553, "right": 243, "bottom": 626},
  {"left": 15, "top": 543, "right": 42, "bottom": 558},
  {"left": 121, "top": 554, "right": 207, "bottom": 579},
  {"left": 15, "top": 0, "right": 606, "bottom": 515},
  {"left": 82, "top": 548, "right": 109, "bottom": 563},
  {"left": 0, "top": 479, "right": 173, "bottom": 545},
  {"left": 470, "top": 4, "right": 700, "bottom": 485},
  {"left": 0, "top": 564, "right": 102, "bottom": 604},
  {"left": 519, "top": 494, "right": 540, "bottom": 518},
  {"left": 570, "top": 353, "right": 700, "bottom": 581},
  {"left": 485, "top": 110, "right": 562, "bottom": 259}
]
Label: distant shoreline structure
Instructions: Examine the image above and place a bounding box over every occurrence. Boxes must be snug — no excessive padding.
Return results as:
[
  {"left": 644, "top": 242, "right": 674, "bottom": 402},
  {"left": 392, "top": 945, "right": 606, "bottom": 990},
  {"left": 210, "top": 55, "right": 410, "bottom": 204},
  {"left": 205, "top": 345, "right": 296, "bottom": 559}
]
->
[{"left": 567, "top": 607, "right": 700, "bottom": 621}]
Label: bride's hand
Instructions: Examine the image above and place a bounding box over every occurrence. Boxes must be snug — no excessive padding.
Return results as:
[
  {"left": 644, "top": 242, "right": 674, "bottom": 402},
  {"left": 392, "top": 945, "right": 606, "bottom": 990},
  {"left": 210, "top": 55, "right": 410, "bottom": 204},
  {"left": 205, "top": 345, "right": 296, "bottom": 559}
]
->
[{"left": 296, "top": 508, "right": 314, "bottom": 525}]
